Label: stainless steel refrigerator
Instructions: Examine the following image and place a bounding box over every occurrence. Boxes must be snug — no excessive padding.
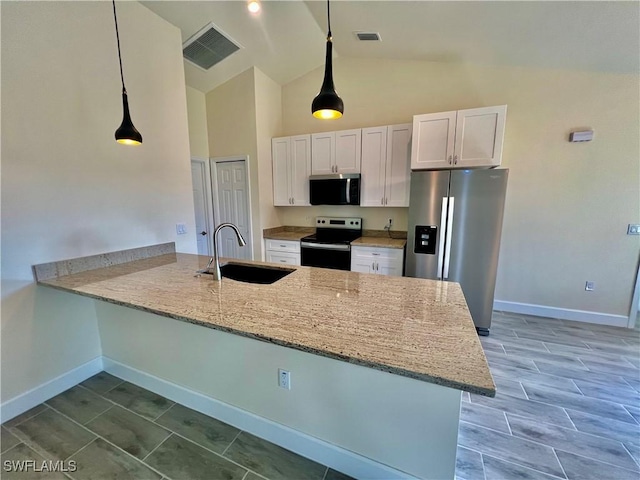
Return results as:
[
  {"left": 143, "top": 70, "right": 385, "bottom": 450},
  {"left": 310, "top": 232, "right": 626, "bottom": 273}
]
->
[{"left": 405, "top": 169, "right": 508, "bottom": 335}]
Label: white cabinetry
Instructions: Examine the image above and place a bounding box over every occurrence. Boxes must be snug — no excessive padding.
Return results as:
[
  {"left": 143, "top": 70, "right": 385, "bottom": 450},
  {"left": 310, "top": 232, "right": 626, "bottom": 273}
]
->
[
  {"left": 351, "top": 246, "right": 404, "bottom": 277},
  {"left": 311, "top": 129, "right": 361, "bottom": 175},
  {"left": 411, "top": 105, "right": 506, "bottom": 170},
  {"left": 272, "top": 135, "right": 311, "bottom": 206},
  {"left": 265, "top": 239, "right": 300, "bottom": 266},
  {"left": 361, "top": 124, "right": 411, "bottom": 207}
]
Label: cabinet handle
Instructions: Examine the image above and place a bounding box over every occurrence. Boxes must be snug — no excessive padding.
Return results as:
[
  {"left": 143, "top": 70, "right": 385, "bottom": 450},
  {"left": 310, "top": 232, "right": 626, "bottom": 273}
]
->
[
  {"left": 381, "top": 197, "right": 384, "bottom": 205},
  {"left": 292, "top": 198, "right": 295, "bottom": 205},
  {"left": 280, "top": 260, "right": 287, "bottom": 263},
  {"left": 448, "top": 155, "right": 453, "bottom": 164},
  {"left": 453, "top": 155, "right": 458, "bottom": 165},
  {"left": 279, "top": 245, "right": 287, "bottom": 248},
  {"left": 385, "top": 197, "right": 388, "bottom": 205}
]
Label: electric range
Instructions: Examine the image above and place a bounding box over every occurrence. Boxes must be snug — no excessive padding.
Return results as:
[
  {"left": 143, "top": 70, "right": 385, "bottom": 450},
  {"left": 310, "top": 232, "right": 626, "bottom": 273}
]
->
[{"left": 300, "top": 217, "right": 362, "bottom": 271}]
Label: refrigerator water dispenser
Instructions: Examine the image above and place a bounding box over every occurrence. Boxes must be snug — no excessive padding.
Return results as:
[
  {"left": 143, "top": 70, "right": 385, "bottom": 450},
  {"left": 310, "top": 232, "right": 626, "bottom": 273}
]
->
[{"left": 414, "top": 225, "right": 438, "bottom": 254}]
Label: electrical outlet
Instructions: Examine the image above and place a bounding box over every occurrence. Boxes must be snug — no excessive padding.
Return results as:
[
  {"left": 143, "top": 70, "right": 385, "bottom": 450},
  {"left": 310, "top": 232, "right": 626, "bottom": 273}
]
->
[
  {"left": 585, "top": 281, "right": 595, "bottom": 292},
  {"left": 176, "top": 223, "right": 187, "bottom": 235},
  {"left": 384, "top": 218, "right": 393, "bottom": 231},
  {"left": 278, "top": 369, "right": 291, "bottom": 390},
  {"left": 628, "top": 224, "right": 640, "bottom": 235}
]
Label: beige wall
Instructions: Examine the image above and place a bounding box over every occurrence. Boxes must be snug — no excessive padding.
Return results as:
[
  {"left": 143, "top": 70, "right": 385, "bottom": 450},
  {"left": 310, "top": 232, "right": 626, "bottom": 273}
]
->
[
  {"left": 206, "top": 68, "right": 262, "bottom": 259},
  {"left": 206, "top": 67, "right": 283, "bottom": 260},
  {"left": 1, "top": 1, "right": 197, "bottom": 401},
  {"left": 185, "top": 86, "right": 210, "bottom": 158},
  {"left": 281, "top": 57, "right": 639, "bottom": 318},
  {"left": 254, "top": 68, "right": 283, "bottom": 236}
]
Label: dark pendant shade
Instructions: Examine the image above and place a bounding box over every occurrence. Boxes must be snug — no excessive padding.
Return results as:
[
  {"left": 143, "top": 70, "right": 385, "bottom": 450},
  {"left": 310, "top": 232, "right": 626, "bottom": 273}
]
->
[
  {"left": 113, "top": 0, "right": 142, "bottom": 146},
  {"left": 312, "top": 0, "right": 343, "bottom": 120},
  {"left": 312, "top": 38, "right": 343, "bottom": 119},
  {"left": 115, "top": 91, "right": 142, "bottom": 145}
]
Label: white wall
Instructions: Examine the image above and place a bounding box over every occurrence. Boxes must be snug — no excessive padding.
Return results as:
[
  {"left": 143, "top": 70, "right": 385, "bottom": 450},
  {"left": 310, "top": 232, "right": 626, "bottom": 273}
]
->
[
  {"left": 280, "top": 57, "right": 640, "bottom": 319},
  {"left": 185, "top": 86, "right": 210, "bottom": 159},
  {"left": 0, "top": 2, "right": 197, "bottom": 402},
  {"left": 97, "top": 301, "right": 460, "bottom": 479}
]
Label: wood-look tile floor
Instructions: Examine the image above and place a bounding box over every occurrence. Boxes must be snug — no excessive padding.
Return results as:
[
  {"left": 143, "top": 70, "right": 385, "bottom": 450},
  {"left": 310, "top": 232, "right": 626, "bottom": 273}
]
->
[
  {"left": 456, "top": 312, "right": 640, "bottom": 480},
  {"left": 1, "top": 312, "right": 638, "bottom": 479},
  {"left": 1, "top": 373, "right": 353, "bottom": 480}
]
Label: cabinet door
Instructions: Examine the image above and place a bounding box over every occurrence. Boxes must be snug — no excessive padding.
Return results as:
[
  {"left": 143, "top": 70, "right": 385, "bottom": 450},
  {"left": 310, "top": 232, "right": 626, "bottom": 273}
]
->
[
  {"left": 335, "top": 129, "right": 362, "bottom": 174},
  {"left": 350, "top": 258, "right": 375, "bottom": 274},
  {"left": 266, "top": 251, "right": 300, "bottom": 266},
  {"left": 453, "top": 105, "right": 506, "bottom": 168},
  {"left": 311, "top": 132, "right": 335, "bottom": 175},
  {"left": 385, "top": 123, "right": 412, "bottom": 207},
  {"left": 272, "top": 137, "right": 291, "bottom": 206},
  {"left": 411, "top": 111, "right": 456, "bottom": 170},
  {"left": 376, "top": 259, "right": 403, "bottom": 277},
  {"left": 360, "top": 127, "right": 387, "bottom": 207},
  {"left": 290, "top": 135, "right": 311, "bottom": 206}
]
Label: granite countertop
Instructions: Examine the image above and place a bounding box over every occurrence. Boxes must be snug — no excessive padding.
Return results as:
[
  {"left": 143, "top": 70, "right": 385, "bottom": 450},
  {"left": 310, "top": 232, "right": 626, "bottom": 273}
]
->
[
  {"left": 351, "top": 237, "right": 407, "bottom": 249},
  {"left": 35, "top": 251, "right": 495, "bottom": 396},
  {"left": 263, "top": 226, "right": 313, "bottom": 241}
]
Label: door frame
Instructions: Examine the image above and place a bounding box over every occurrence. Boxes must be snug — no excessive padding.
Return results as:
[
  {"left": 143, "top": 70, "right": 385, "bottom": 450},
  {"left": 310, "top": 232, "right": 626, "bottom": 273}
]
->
[
  {"left": 210, "top": 155, "right": 254, "bottom": 261},
  {"left": 191, "top": 157, "right": 214, "bottom": 256}
]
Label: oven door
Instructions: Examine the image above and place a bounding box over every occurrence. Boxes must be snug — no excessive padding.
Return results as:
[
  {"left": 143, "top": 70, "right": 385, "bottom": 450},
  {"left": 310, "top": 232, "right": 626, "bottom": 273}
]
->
[{"left": 301, "top": 243, "right": 351, "bottom": 271}]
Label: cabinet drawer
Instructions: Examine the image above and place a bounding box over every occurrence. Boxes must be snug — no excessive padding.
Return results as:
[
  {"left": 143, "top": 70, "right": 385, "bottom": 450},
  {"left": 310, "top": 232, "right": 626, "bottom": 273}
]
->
[
  {"left": 351, "top": 246, "right": 403, "bottom": 262},
  {"left": 265, "top": 239, "right": 300, "bottom": 253},
  {"left": 266, "top": 251, "right": 300, "bottom": 266}
]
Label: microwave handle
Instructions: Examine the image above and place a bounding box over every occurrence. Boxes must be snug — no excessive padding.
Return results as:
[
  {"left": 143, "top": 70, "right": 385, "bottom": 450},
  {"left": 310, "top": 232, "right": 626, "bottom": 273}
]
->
[{"left": 345, "top": 178, "right": 351, "bottom": 204}]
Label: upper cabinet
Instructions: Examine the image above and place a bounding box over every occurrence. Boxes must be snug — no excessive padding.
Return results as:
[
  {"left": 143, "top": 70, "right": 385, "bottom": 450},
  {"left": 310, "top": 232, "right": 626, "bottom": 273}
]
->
[
  {"left": 311, "top": 129, "right": 361, "bottom": 175},
  {"left": 411, "top": 105, "right": 506, "bottom": 170},
  {"left": 272, "top": 135, "right": 311, "bottom": 206},
  {"left": 361, "top": 124, "right": 412, "bottom": 207}
]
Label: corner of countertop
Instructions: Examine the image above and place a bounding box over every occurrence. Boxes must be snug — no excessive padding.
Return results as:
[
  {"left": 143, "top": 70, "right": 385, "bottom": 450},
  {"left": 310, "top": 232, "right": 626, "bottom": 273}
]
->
[
  {"left": 32, "top": 242, "right": 176, "bottom": 282},
  {"left": 263, "top": 225, "right": 314, "bottom": 241}
]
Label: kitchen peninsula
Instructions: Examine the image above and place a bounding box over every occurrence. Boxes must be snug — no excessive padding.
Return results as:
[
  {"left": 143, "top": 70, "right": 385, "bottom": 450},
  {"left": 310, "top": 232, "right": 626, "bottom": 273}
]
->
[{"left": 33, "top": 243, "right": 494, "bottom": 479}]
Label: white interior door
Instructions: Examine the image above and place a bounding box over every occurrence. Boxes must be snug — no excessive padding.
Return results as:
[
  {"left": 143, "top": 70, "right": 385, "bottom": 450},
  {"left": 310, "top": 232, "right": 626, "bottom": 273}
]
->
[
  {"left": 213, "top": 159, "right": 252, "bottom": 260},
  {"left": 191, "top": 159, "right": 211, "bottom": 256}
]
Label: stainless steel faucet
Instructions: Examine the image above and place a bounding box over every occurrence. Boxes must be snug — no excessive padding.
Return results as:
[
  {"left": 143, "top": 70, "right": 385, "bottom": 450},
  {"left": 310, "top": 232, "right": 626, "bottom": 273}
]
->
[{"left": 208, "top": 223, "right": 247, "bottom": 281}]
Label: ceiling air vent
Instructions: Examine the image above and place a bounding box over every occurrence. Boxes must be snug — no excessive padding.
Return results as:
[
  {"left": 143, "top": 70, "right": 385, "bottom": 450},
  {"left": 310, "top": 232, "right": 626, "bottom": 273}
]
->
[
  {"left": 355, "top": 32, "right": 381, "bottom": 41},
  {"left": 183, "top": 23, "right": 241, "bottom": 70}
]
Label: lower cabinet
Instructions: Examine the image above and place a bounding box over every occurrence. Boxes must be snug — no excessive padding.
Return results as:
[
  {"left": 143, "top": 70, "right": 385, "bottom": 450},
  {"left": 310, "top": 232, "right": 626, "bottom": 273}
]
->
[
  {"left": 350, "top": 246, "right": 404, "bottom": 277},
  {"left": 265, "top": 239, "right": 300, "bottom": 266}
]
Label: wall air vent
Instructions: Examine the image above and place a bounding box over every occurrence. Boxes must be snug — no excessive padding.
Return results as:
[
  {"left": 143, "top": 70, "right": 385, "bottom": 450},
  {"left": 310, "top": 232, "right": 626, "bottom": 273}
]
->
[
  {"left": 355, "top": 32, "right": 381, "bottom": 41},
  {"left": 183, "top": 22, "right": 241, "bottom": 70}
]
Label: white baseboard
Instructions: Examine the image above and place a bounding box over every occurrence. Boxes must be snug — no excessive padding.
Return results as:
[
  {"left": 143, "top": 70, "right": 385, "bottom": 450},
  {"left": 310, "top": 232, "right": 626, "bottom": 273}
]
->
[
  {"left": 493, "top": 300, "right": 629, "bottom": 328},
  {"left": 103, "top": 357, "right": 416, "bottom": 480},
  {"left": 0, "top": 357, "right": 104, "bottom": 424}
]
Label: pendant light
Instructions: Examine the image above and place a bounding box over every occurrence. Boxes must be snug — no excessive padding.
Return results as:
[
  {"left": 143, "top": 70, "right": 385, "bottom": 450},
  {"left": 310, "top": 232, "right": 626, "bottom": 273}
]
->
[
  {"left": 112, "top": 0, "right": 142, "bottom": 145},
  {"left": 311, "top": 0, "right": 343, "bottom": 120}
]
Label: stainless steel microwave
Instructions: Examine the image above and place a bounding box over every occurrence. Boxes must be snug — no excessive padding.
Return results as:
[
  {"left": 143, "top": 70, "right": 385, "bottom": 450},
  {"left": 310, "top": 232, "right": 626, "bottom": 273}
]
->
[{"left": 309, "top": 174, "right": 360, "bottom": 206}]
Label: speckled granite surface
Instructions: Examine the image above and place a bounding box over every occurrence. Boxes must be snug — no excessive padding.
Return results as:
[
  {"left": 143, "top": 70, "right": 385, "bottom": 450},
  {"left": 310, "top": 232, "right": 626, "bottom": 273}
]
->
[
  {"left": 263, "top": 226, "right": 314, "bottom": 241},
  {"left": 36, "top": 252, "right": 495, "bottom": 396},
  {"left": 351, "top": 237, "right": 407, "bottom": 249}
]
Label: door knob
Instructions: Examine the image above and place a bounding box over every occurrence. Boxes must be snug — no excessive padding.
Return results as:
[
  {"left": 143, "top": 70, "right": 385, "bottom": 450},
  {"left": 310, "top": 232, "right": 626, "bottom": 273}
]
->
[{"left": 200, "top": 231, "right": 207, "bottom": 236}]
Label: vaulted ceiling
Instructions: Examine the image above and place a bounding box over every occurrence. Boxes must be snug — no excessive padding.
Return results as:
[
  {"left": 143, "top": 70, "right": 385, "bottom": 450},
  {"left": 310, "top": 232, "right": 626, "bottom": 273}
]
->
[{"left": 142, "top": 1, "right": 640, "bottom": 94}]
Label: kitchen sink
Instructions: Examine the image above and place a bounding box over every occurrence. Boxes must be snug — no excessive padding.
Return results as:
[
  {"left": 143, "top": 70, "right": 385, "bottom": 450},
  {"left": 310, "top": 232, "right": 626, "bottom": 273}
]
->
[{"left": 199, "top": 263, "right": 295, "bottom": 284}]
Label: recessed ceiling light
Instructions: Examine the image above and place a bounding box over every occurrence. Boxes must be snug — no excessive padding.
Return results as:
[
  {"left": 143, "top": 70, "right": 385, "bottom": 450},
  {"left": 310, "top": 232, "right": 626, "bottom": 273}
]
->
[{"left": 248, "top": 1, "right": 260, "bottom": 14}]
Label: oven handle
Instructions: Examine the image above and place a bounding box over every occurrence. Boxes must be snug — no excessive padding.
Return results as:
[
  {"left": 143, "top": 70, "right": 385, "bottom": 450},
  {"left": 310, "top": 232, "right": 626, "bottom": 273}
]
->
[{"left": 301, "top": 243, "right": 351, "bottom": 251}]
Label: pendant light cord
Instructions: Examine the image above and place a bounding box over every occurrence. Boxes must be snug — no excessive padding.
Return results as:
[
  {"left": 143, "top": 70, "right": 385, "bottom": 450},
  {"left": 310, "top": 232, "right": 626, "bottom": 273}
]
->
[
  {"left": 326, "top": 0, "right": 332, "bottom": 39},
  {"left": 112, "top": 0, "right": 126, "bottom": 94}
]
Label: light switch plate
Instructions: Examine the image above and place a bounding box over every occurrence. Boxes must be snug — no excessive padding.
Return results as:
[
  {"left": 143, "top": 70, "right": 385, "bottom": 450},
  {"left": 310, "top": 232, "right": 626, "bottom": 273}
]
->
[
  {"left": 628, "top": 224, "right": 640, "bottom": 235},
  {"left": 176, "top": 223, "right": 187, "bottom": 235}
]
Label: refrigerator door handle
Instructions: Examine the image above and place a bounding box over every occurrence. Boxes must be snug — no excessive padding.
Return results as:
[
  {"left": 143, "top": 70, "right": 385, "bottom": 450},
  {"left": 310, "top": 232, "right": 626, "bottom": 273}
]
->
[
  {"left": 443, "top": 196, "right": 455, "bottom": 279},
  {"left": 437, "top": 197, "right": 448, "bottom": 279}
]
